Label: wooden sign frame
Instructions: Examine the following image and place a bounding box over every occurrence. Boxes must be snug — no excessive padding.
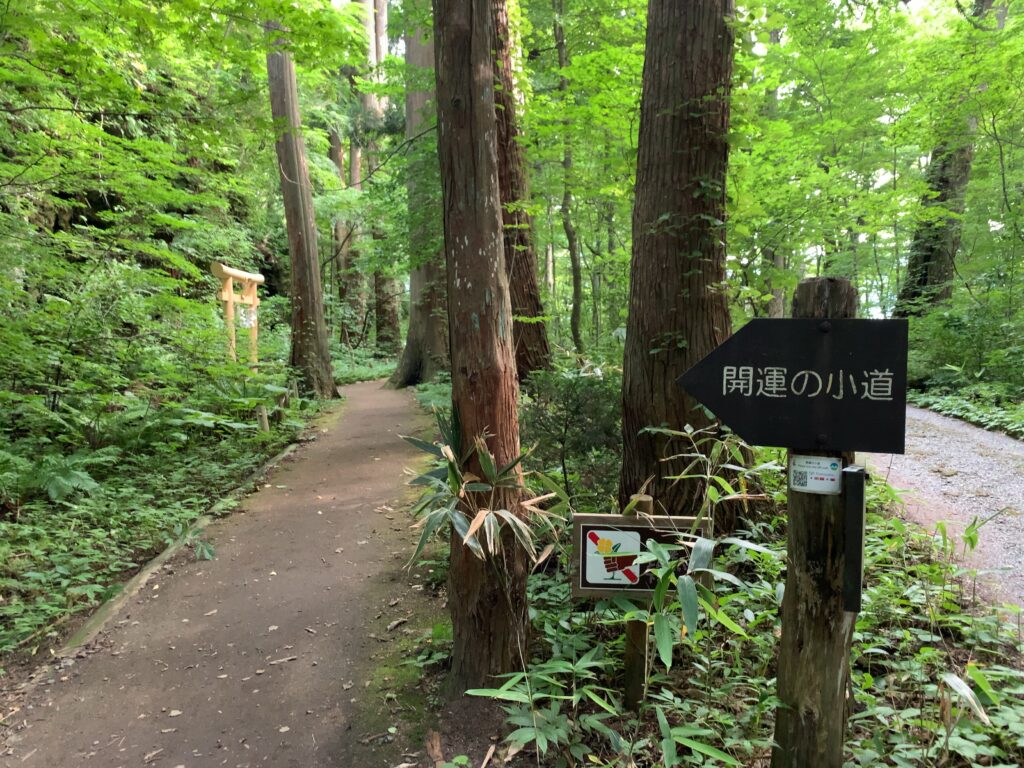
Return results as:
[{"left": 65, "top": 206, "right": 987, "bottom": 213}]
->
[{"left": 571, "top": 513, "right": 711, "bottom": 600}]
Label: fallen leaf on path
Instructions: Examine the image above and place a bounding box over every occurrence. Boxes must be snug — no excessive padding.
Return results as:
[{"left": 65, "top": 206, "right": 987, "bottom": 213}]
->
[
  {"left": 268, "top": 625, "right": 278, "bottom": 632},
  {"left": 386, "top": 618, "right": 408, "bottom": 632},
  {"left": 425, "top": 730, "right": 444, "bottom": 767},
  {"left": 168, "top": 710, "right": 182, "bottom": 718},
  {"left": 204, "top": 609, "right": 218, "bottom": 616},
  {"left": 144, "top": 748, "right": 163, "bottom": 762},
  {"left": 161, "top": 728, "right": 176, "bottom": 734},
  {"left": 279, "top": 726, "right": 290, "bottom": 733},
  {"left": 268, "top": 655, "right": 298, "bottom": 666},
  {"left": 481, "top": 744, "right": 496, "bottom": 768},
  {"left": 504, "top": 743, "right": 524, "bottom": 763},
  {"left": 343, "top": 681, "right": 354, "bottom": 690}
]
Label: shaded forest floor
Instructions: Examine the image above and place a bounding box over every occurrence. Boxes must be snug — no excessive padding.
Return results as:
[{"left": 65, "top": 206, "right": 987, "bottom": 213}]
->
[{"left": 0, "top": 380, "right": 501, "bottom": 768}]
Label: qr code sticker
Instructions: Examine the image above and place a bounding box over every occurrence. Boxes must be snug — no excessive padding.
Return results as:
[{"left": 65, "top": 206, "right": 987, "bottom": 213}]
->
[{"left": 791, "top": 469, "right": 808, "bottom": 487}]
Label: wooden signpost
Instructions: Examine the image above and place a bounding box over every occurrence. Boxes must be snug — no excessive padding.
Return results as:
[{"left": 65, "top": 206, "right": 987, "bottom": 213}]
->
[
  {"left": 210, "top": 262, "right": 269, "bottom": 431},
  {"left": 678, "top": 277, "right": 908, "bottom": 767},
  {"left": 571, "top": 496, "right": 710, "bottom": 710}
]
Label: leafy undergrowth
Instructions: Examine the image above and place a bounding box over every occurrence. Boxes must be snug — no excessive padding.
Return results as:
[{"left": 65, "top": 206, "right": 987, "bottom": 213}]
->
[
  {"left": 0, "top": 412, "right": 309, "bottom": 660},
  {"left": 454, "top": 476, "right": 1024, "bottom": 767},
  {"left": 908, "top": 387, "right": 1024, "bottom": 440},
  {"left": 1, "top": 341, "right": 390, "bottom": 663},
  {"left": 333, "top": 346, "right": 398, "bottom": 386}
]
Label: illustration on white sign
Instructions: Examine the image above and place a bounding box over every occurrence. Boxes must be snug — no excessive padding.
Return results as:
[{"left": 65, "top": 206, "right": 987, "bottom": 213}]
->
[{"left": 585, "top": 529, "right": 641, "bottom": 585}]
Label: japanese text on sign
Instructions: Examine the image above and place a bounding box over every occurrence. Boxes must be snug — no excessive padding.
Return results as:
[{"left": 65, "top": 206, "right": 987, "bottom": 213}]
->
[{"left": 722, "top": 366, "right": 894, "bottom": 401}]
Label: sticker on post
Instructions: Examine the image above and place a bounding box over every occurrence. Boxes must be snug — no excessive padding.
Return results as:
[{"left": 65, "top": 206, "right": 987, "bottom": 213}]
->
[{"left": 789, "top": 455, "right": 842, "bottom": 495}]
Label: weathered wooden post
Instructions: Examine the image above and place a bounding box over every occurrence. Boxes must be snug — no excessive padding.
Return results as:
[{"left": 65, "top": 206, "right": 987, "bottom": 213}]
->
[
  {"left": 676, "top": 276, "right": 908, "bottom": 766},
  {"left": 624, "top": 493, "right": 652, "bottom": 710},
  {"left": 771, "top": 277, "right": 858, "bottom": 767}
]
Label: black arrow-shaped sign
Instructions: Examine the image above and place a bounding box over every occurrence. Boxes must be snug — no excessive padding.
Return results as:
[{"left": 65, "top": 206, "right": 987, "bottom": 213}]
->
[{"left": 677, "top": 318, "right": 908, "bottom": 453}]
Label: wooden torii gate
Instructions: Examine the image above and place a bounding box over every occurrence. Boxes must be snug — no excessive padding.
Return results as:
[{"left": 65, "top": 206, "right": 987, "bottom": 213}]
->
[
  {"left": 210, "top": 262, "right": 265, "bottom": 364},
  {"left": 210, "top": 262, "right": 269, "bottom": 431}
]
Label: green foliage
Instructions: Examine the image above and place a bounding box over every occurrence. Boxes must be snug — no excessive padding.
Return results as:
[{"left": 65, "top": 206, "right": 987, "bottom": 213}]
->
[{"left": 520, "top": 367, "right": 622, "bottom": 507}]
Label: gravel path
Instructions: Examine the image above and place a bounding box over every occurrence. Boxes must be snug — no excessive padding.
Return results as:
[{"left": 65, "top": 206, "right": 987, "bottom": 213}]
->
[{"left": 869, "top": 406, "right": 1024, "bottom": 606}]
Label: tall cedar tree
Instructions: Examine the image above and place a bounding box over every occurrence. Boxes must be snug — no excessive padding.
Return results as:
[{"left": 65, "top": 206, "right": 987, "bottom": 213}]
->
[
  {"left": 432, "top": 0, "right": 529, "bottom": 689},
  {"left": 391, "top": 19, "right": 449, "bottom": 386},
  {"left": 493, "top": 0, "right": 552, "bottom": 379},
  {"left": 618, "top": 0, "right": 735, "bottom": 511},
  {"left": 895, "top": 0, "right": 1000, "bottom": 316},
  {"left": 553, "top": 0, "right": 585, "bottom": 356},
  {"left": 364, "top": 0, "right": 402, "bottom": 355},
  {"left": 266, "top": 34, "right": 335, "bottom": 397}
]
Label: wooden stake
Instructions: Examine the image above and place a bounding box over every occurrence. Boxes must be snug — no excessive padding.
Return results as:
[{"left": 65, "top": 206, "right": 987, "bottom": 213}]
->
[
  {"left": 772, "top": 278, "right": 858, "bottom": 768},
  {"left": 222, "top": 276, "right": 237, "bottom": 362},
  {"left": 623, "top": 493, "right": 652, "bottom": 711}
]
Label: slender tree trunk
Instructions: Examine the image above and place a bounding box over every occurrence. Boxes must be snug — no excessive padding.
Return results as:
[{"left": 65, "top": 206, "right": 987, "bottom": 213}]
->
[
  {"left": 493, "top": 0, "right": 552, "bottom": 379},
  {"left": 618, "top": 0, "right": 735, "bottom": 512},
  {"left": 361, "top": 0, "right": 402, "bottom": 355},
  {"left": 392, "top": 19, "right": 449, "bottom": 386},
  {"left": 553, "top": 1, "right": 584, "bottom": 356},
  {"left": 340, "top": 141, "right": 367, "bottom": 345},
  {"left": 433, "top": 0, "right": 528, "bottom": 692},
  {"left": 266, "top": 33, "right": 334, "bottom": 398},
  {"left": 328, "top": 128, "right": 356, "bottom": 336},
  {"left": 764, "top": 245, "right": 786, "bottom": 318},
  {"left": 545, "top": 242, "right": 555, "bottom": 297},
  {"left": 895, "top": 0, "right": 999, "bottom": 316}
]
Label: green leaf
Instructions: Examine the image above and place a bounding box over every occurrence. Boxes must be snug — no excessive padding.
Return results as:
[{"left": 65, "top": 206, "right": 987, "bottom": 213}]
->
[
  {"left": 407, "top": 508, "right": 447, "bottom": 567},
  {"left": 475, "top": 439, "right": 498, "bottom": 484},
  {"left": 653, "top": 613, "right": 674, "bottom": 669},
  {"left": 677, "top": 575, "right": 698, "bottom": 638},
  {"left": 687, "top": 536, "right": 715, "bottom": 573},
  {"left": 672, "top": 735, "right": 741, "bottom": 765},
  {"left": 400, "top": 434, "right": 443, "bottom": 458}
]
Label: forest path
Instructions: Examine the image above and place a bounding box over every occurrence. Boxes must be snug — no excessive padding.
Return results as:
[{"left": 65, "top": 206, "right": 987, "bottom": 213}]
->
[
  {"left": 869, "top": 405, "right": 1024, "bottom": 606},
  {"left": 1, "top": 380, "right": 440, "bottom": 768}
]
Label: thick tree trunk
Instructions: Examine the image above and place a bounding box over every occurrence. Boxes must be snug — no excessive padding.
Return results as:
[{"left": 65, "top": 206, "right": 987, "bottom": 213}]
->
[
  {"left": 433, "top": 0, "right": 528, "bottom": 693},
  {"left": 771, "top": 278, "right": 858, "bottom": 768},
  {"left": 493, "top": 0, "right": 552, "bottom": 380},
  {"left": 373, "top": 268, "right": 401, "bottom": 355},
  {"left": 618, "top": 0, "right": 734, "bottom": 512},
  {"left": 392, "top": 22, "right": 448, "bottom": 386},
  {"left": 894, "top": 0, "right": 999, "bottom": 317},
  {"left": 894, "top": 141, "right": 975, "bottom": 315},
  {"left": 266, "top": 38, "right": 334, "bottom": 398},
  {"left": 553, "top": 3, "right": 584, "bottom": 356}
]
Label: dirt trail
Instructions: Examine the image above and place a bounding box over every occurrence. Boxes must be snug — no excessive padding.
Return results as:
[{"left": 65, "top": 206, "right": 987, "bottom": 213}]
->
[
  {"left": 869, "top": 405, "right": 1024, "bottom": 605},
  {"left": 1, "top": 380, "right": 443, "bottom": 768}
]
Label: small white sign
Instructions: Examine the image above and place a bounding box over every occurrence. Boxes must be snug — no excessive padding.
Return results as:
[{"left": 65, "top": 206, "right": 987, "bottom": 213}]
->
[
  {"left": 584, "top": 529, "right": 642, "bottom": 586},
  {"left": 789, "top": 455, "right": 843, "bottom": 495}
]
